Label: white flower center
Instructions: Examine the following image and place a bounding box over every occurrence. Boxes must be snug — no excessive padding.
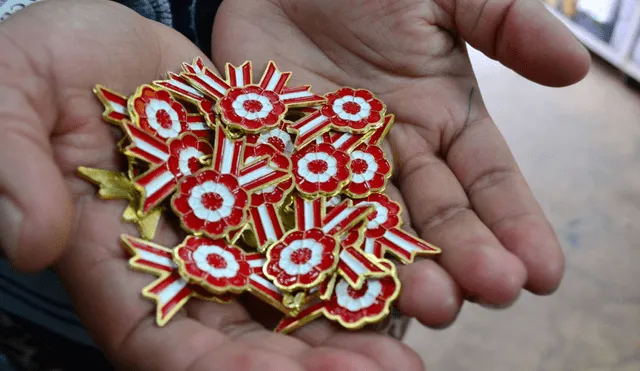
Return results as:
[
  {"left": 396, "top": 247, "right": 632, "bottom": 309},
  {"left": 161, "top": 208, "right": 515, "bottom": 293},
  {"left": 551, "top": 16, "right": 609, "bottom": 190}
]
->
[
  {"left": 335, "top": 279, "right": 382, "bottom": 311},
  {"left": 145, "top": 99, "right": 182, "bottom": 139},
  {"left": 232, "top": 93, "right": 274, "bottom": 120},
  {"left": 297, "top": 152, "right": 337, "bottom": 183},
  {"left": 258, "top": 128, "right": 294, "bottom": 155},
  {"left": 178, "top": 147, "right": 204, "bottom": 176},
  {"left": 278, "top": 238, "right": 323, "bottom": 276},
  {"left": 188, "top": 181, "right": 236, "bottom": 222},
  {"left": 192, "top": 244, "right": 240, "bottom": 278},
  {"left": 332, "top": 95, "right": 371, "bottom": 122},
  {"left": 350, "top": 150, "right": 378, "bottom": 183}
]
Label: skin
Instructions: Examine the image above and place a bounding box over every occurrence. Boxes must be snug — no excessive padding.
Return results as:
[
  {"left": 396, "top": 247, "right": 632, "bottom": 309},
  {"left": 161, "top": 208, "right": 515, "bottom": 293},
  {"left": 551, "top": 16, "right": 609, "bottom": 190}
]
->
[{"left": 0, "top": 0, "right": 589, "bottom": 370}]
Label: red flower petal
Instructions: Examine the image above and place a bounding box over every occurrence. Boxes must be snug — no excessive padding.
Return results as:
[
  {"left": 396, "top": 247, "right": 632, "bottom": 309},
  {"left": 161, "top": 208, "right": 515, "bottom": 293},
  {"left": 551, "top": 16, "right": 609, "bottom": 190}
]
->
[
  {"left": 278, "top": 273, "right": 298, "bottom": 287},
  {"left": 172, "top": 194, "right": 192, "bottom": 214},
  {"left": 354, "top": 89, "right": 373, "bottom": 101},
  {"left": 272, "top": 101, "right": 286, "bottom": 115},
  {"left": 184, "top": 212, "right": 205, "bottom": 231},
  {"left": 336, "top": 87, "right": 354, "bottom": 98},
  {"left": 219, "top": 96, "right": 235, "bottom": 111},
  {"left": 299, "top": 270, "right": 320, "bottom": 285},
  {"left": 320, "top": 104, "right": 337, "bottom": 119},
  {"left": 200, "top": 100, "right": 215, "bottom": 114},
  {"left": 368, "top": 98, "right": 384, "bottom": 112},
  {"left": 244, "top": 86, "right": 262, "bottom": 94},
  {"left": 367, "top": 112, "right": 381, "bottom": 125},
  {"left": 226, "top": 87, "right": 243, "bottom": 100}
]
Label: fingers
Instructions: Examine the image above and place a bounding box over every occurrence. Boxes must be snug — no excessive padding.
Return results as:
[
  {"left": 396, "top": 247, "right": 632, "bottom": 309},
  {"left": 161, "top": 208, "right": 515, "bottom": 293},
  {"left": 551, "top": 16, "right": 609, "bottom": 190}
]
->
[
  {"left": 300, "top": 347, "right": 385, "bottom": 371},
  {"left": 435, "top": 0, "right": 590, "bottom": 86},
  {"left": 384, "top": 184, "right": 462, "bottom": 326},
  {"left": 445, "top": 116, "right": 564, "bottom": 294},
  {"left": 190, "top": 345, "right": 307, "bottom": 371},
  {"left": 319, "top": 333, "right": 424, "bottom": 371},
  {"left": 396, "top": 260, "right": 462, "bottom": 327},
  {"left": 389, "top": 123, "right": 527, "bottom": 306}
]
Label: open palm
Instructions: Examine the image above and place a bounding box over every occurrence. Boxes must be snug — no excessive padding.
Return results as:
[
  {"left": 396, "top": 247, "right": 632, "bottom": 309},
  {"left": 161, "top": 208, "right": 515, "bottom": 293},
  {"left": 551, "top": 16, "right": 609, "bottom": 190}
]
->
[
  {"left": 0, "top": 0, "right": 588, "bottom": 370},
  {"left": 212, "top": 0, "right": 590, "bottom": 320}
]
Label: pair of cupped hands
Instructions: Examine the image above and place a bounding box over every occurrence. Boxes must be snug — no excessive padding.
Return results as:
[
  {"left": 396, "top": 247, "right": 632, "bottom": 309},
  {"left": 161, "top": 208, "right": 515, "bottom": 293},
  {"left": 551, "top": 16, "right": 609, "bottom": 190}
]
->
[{"left": 0, "top": 0, "right": 589, "bottom": 369}]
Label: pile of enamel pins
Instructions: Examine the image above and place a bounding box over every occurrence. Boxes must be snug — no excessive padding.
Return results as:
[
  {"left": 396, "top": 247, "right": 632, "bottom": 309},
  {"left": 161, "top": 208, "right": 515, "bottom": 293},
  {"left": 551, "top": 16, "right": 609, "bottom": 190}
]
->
[{"left": 79, "top": 58, "right": 441, "bottom": 333}]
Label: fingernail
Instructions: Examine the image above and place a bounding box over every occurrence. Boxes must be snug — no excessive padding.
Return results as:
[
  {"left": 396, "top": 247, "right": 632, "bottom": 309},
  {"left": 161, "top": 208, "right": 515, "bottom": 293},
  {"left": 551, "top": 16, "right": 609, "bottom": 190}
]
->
[{"left": 0, "top": 196, "right": 23, "bottom": 255}]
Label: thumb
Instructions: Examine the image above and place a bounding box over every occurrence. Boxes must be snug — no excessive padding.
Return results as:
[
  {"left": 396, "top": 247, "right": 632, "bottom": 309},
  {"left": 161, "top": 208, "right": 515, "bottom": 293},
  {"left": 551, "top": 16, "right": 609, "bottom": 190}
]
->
[
  {"left": 0, "top": 0, "right": 212, "bottom": 271},
  {"left": 0, "top": 33, "right": 73, "bottom": 271},
  {"left": 438, "top": 0, "right": 591, "bottom": 86}
]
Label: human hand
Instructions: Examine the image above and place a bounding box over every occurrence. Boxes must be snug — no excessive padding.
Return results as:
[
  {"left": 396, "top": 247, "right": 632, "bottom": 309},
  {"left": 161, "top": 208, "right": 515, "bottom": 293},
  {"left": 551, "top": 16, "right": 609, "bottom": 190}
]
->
[
  {"left": 211, "top": 0, "right": 590, "bottom": 327},
  {"left": 0, "top": 1, "right": 427, "bottom": 370}
]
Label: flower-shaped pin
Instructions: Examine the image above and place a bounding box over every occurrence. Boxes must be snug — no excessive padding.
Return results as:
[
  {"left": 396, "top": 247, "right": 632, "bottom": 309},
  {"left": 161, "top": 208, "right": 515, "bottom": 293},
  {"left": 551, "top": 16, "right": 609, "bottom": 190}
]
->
[
  {"left": 167, "top": 134, "right": 214, "bottom": 178},
  {"left": 264, "top": 197, "right": 375, "bottom": 291},
  {"left": 173, "top": 236, "right": 253, "bottom": 294},
  {"left": 291, "top": 142, "right": 351, "bottom": 197},
  {"left": 129, "top": 85, "right": 189, "bottom": 140},
  {"left": 263, "top": 229, "right": 339, "bottom": 289},
  {"left": 322, "top": 88, "right": 385, "bottom": 131},
  {"left": 217, "top": 86, "right": 286, "bottom": 132},
  {"left": 172, "top": 169, "right": 249, "bottom": 238},
  {"left": 345, "top": 144, "right": 391, "bottom": 198},
  {"left": 323, "top": 273, "right": 400, "bottom": 329}
]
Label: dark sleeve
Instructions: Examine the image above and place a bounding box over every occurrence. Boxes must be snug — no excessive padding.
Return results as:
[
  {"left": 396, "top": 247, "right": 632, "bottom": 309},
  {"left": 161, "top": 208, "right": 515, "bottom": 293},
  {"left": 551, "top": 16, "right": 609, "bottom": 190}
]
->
[{"left": 112, "top": 0, "right": 223, "bottom": 57}]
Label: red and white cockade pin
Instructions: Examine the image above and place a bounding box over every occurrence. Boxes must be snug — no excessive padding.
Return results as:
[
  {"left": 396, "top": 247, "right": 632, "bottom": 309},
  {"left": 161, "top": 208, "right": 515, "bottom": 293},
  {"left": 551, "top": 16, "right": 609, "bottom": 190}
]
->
[
  {"left": 127, "top": 84, "right": 211, "bottom": 140},
  {"left": 352, "top": 193, "right": 441, "bottom": 263},
  {"left": 344, "top": 143, "right": 391, "bottom": 198},
  {"left": 121, "top": 235, "right": 232, "bottom": 326},
  {"left": 263, "top": 196, "right": 384, "bottom": 291},
  {"left": 171, "top": 123, "right": 292, "bottom": 239},
  {"left": 290, "top": 142, "right": 351, "bottom": 198},
  {"left": 120, "top": 122, "right": 213, "bottom": 216},
  {"left": 177, "top": 58, "right": 324, "bottom": 133},
  {"left": 172, "top": 235, "right": 255, "bottom": 295},
  {"left": 275, "top": 261, "right": 400, "bottom": 333},
  {"left": 287, "top": 88, "right": 386, "bottom": 149}
]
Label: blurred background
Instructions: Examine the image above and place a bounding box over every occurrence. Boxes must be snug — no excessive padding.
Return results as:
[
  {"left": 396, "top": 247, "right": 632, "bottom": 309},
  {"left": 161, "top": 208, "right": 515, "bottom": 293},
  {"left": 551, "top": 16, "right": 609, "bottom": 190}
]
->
[{"left": 404, "top": 1, "right": 640, "bottom": 370}]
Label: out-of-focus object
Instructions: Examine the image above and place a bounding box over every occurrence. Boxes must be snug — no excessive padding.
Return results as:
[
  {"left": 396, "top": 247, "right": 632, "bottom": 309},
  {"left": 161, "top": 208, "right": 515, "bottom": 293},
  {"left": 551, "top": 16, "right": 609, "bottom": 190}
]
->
[
  {"left": 563, "top": 0, "right": 578, "bottom": 17},
  {"left": 611, "top": 0, "right": 638, "bottom": 50},
  {"left": 576, "top": 0, "right": 619, "bottom": 23},
  {"left": 544, "top": 0, "right": 640, "bottom": 83},
  {"left": 574, "top": 0, "right": 620, "bottom": 42},
  {"left": 547, "top": 0, "right": 561, "bottom": 10},
  {"left": 632, "top": 34, "right": 640, "bottom": 66}
]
